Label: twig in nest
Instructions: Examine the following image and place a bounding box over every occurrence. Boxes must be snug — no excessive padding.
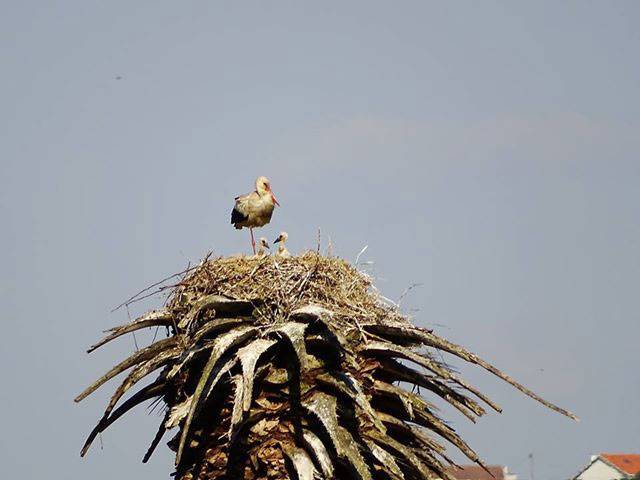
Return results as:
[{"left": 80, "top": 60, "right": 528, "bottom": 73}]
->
[
  {"left": 398, "top": 283, "right": 424, "bottom": 307},
  {"left": 112, "top": 264, "right": 199, "bottom": 312},
  {"left": 125, "top": 305, "right": 139, "bottom": 351},
  {"left": 355, "top": 245, "right": 368, "bottom": 265},
  {"left": 326, "top": 236, "right": 334, "bottom": 257}
]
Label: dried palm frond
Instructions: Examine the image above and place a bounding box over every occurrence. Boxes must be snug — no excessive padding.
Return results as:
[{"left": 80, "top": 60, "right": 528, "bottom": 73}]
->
[{"left": 77, "top": 252, "right": 576, "bottom": 480}]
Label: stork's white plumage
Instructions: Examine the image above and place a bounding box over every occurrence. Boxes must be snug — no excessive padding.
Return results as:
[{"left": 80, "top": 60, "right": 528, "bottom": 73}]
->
[
  {"left": 231, "top": 176, "right": 280, "bottom": 254},
  {"left": 273, "top": 232, "right": 290, "bottom": 258},
  {"left": 256, "top": 238, "right": 270, "bottom": 256}
]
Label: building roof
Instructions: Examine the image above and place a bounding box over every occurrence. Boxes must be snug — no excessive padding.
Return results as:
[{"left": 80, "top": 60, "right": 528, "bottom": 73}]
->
[
  {"left": 449, "top": 465, "right": 506, "bottom": 480},
  {"left": 601, "top": 454, "right": 640, "bottom": 475}
]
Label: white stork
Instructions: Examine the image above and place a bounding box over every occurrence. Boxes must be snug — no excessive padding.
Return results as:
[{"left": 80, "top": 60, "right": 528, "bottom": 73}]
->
[
  {"left": 273, "top": 232, "right": 291, "bottom": 258},
  {"left": 231, "top": 176, "right": 280, "bottom": 254},
  {"left": 257, "top": 237, "right": 270, "bottom": 256}
]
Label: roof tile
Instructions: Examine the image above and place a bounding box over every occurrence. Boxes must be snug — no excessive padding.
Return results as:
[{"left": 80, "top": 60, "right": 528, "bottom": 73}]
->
[
  {"left": 601, "top": 454, "right": 640, "bottom": 475},
  {"left": 450, "top": 465, "right": 505, "bottom": 480}
]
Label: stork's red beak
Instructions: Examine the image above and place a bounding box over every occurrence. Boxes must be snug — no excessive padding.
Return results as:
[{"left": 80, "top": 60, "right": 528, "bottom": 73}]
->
[{"left": 270, "top": 191, "right": 280, "bottom": 207}]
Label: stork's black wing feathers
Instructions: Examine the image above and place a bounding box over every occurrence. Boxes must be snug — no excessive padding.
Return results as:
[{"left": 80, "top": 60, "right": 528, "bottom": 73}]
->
[{"left": 231, "top": 206, "right": 247, "bottom": 226}]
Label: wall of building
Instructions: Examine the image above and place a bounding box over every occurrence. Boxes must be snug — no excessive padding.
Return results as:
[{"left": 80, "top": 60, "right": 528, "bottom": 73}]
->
[{"left": 577, "top": 459, "right": 626, "bottom": 480}]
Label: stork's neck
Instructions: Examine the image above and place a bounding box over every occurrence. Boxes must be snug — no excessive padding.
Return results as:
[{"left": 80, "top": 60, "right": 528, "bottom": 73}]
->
[{"left": 256, "top": 190, "right": 274, "bottom": 207}]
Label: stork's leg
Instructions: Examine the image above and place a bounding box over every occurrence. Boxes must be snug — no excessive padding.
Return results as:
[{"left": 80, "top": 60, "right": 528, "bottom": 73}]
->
[{"left": 249, "top": 228, "right": 256, "bottom": 255}]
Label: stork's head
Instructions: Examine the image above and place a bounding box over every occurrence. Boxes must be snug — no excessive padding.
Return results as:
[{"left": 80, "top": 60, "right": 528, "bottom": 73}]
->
[
  {"left": 259, "top": 237, "right": 270, "bottom": 249},
  {"left": 273, "top": 232, "right": 288, "bottom": 244},
  {"left": 255, "top": 176, "right": 280, "bottom": 206}
]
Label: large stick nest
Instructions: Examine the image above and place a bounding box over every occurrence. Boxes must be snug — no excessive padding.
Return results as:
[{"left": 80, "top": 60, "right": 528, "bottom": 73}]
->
[{"left": 77, "top": 252, "right": 576, "bottom": 480}]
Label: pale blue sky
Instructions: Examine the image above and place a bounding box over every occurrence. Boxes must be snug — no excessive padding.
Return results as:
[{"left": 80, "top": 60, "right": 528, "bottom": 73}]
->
[{"left": 1, "top": 2, "right": 639, "bottom": 479}]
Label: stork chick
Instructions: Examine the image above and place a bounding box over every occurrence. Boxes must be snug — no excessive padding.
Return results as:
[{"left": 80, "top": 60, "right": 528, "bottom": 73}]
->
[
  {"left": 273, "top": 232, "right": 291, "bottom": 258},
  {"left": 256, "top": 237, "right": 270, "bottom": 257},
  {"left": 231, "top": 176, "right": 280, "bottom": 254}
]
